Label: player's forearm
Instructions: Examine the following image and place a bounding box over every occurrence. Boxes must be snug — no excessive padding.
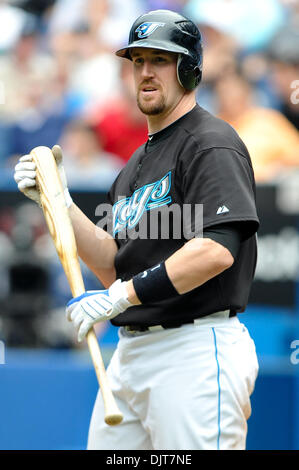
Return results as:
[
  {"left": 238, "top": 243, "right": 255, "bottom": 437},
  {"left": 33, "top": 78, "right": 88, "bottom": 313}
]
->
[
  {"left": 164, "top": 237, "right": 234, "bottom": 294},
  {"left": 68, "top": 203, "right": 118, "bottom": 287},
  {"left": 125, "top": 238, "right": 234, "bottom": 303}
]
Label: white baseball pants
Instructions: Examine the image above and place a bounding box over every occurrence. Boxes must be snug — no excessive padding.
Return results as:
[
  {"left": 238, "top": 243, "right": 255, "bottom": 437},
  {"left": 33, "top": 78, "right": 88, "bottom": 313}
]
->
[{"left": 87, "top": 313, "right": 259, "bottom": 450}]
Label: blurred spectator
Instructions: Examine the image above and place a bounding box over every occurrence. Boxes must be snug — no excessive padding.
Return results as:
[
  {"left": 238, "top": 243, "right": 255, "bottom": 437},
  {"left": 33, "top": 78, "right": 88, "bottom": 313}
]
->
[
  {"left": 93, "top": 0, "right": 145, "bottom": 50},
  {"left": 48, "top": 0, "right": 143, "bottom": 50},
  {"left": 59, "top": 119, "right": 123, "bottom": 190},
  {"left": 46, "top": 0, "right": 86, "bottom": 36},
  {"left": 0, "top": 124, "right": 13, "bottom": 165},
  {"left": 7, "top": 77, "right": 70, "bottom": 161},
  {"left": 193, "top": 22, "right": 239, "bottom": 114},
  {"left": 66, "top": 25, "right": 121, "bottom": 107},
  {"left": 0, "top": 18, "right": 91, "bottom": 163},
  {"left": 146, "top": 1, "right": 188, "bottom": 12},
  {"left": 0, "top": 0, "right": 30, "bottom": 52},
  {"left": 0, "top": 15, "right": 55, "bottom": 120},
  {"left": 48, "top": 0, "right": 144, "bottom": 109},
  {"left": 9, "top": 0, "right": 56, "bottom": 16},
  {"left": 49, "top": 17, "right": 120, "bottom": 110},
  {"left": 267, "top": 23, "right": 299, "bottom": 129},
  {"left": 184, "top": 0, "right": 286, "bottom": 51},
  {"left": 215, "top": 71, "right": 299, "bottom": 182},
  {"left": 91, "top": 59, "right": 148, "bottom": 163}
]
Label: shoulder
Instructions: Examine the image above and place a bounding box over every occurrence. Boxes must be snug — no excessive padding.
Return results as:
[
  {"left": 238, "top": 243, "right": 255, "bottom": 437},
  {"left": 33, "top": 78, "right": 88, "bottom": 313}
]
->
[
  {"left": 180, "top": 105, "right": 250, "bottom": 157},
  {"left": 177, "top": 108, "right": 257, "bottom": 184}
]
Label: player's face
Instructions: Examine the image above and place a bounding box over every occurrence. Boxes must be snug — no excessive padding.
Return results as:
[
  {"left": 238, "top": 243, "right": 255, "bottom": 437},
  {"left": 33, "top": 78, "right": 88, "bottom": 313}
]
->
[{"left": 131, "top": 48, "right": 184, "bottom": 116}]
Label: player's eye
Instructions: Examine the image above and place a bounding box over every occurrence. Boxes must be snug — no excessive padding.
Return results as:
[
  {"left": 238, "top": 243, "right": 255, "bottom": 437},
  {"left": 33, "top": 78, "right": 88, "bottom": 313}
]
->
[
  {"left": 133, "top": 57, "right": 144, "bottom": 65},
  {"left": 153, "top": 56, "right": 167, "bottom": 63}
]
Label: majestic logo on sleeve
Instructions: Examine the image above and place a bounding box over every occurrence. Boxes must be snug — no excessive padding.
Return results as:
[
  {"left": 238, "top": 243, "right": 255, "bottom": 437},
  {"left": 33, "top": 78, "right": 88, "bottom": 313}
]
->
[
  {"left": 216, "top": 205, "right": 230, "bottom": 215},
  {"left": 113, "top": 172, "right": 172, "bottom": 236},
  {"left": 135, "top": 22, "right": 165, "bottom": 38}
]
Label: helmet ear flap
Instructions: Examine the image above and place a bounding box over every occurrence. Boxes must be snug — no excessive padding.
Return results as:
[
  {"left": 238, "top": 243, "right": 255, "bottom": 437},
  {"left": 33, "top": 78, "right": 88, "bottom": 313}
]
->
[
  {"left": 194, "top": 66, "right": 202, "bottom": 83},
  {"left": 177, "top": 54, "right": 202, "bottom": 91}
]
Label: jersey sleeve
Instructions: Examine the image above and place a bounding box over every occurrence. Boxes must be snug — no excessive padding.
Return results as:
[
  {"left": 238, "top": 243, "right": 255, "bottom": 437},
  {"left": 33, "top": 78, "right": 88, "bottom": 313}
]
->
[
  {"left": 203, "top": 223, "right": 242, "bottom": 259},
  {"left": 181, "top": 147, "right": 259, "bottom": 240}
]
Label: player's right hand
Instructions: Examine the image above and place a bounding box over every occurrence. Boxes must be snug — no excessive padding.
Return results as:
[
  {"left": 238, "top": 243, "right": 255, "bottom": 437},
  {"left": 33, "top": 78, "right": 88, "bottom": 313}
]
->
[
  {"left": 14, "top": 154, "right": 41, "bottom": 205},
  {"left": 66, "top": 279, "right": 133, "bottom": 342},
  {"left": 13, "top": 145, "right": 72, "bottom": 208}
]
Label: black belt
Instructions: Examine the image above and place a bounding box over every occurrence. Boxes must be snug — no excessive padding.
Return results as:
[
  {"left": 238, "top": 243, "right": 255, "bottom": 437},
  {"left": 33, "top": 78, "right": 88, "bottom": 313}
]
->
[
  {"left": 124, "top": 321, "right": 190, "bottom": 333},
  {"left": 123, "top": 310, "right": 236, "bottom": 333}
]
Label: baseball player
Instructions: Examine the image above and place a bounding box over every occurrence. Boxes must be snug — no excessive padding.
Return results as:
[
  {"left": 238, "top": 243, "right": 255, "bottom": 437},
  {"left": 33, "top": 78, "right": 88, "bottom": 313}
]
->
[{"left": 14, "top": 10, "right": 259, "bottom": 450}]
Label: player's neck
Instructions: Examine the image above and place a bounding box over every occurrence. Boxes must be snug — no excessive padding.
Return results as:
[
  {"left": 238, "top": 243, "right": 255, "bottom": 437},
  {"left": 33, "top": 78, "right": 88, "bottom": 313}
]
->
[{"left": 146, "top": 93, "right": 196, "bottom": 135}]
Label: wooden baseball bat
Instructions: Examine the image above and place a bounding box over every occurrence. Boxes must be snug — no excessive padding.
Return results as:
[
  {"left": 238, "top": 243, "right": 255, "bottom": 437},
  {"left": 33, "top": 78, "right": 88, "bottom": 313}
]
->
[{"left": 30, "top": 145, "right": 123, "bottom": 426}]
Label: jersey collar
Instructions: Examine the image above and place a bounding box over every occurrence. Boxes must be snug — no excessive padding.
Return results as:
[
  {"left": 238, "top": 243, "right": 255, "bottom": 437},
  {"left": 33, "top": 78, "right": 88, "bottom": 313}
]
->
[{"left": 146, "top": 105, "right": 198, "bottom": 151}]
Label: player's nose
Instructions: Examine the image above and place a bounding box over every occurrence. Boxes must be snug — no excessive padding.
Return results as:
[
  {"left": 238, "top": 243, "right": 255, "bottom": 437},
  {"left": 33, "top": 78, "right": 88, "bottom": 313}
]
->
[{"left": 140, "top": 59, "right": 155, "bottom": 80}]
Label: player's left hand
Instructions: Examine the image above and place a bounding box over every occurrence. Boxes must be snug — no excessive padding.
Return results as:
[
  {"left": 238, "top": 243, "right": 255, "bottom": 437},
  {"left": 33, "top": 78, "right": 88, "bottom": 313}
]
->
[{"left": 66, "top": 279, "right": 132, "bottom": 342}]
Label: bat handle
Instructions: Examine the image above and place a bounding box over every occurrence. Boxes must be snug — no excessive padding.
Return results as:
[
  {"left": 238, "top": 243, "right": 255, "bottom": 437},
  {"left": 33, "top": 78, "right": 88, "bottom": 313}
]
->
[{"left": 86, "top": 329, "right": 123, "bottom": 426}]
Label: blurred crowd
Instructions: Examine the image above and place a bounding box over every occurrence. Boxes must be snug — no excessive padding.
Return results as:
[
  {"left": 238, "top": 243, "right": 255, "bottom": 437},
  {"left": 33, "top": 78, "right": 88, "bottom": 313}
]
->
[
  {"left": 0, "top": 0, "right": 298, "bottom": 348},
  {"left": 0, "top": 0, "right": 297, "bottom": 184}
]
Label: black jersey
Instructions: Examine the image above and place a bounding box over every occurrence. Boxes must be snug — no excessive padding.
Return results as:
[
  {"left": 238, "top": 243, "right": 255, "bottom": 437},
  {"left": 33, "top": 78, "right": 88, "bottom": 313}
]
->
[{"left": 106, "top": 104, "right": 259, "bottom": 326}]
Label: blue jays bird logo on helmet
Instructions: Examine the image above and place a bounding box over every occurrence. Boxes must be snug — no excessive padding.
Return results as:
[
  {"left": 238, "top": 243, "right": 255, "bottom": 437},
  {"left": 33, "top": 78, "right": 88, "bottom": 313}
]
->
[{"left": 135, "top": 22, "right": 165, "bottom": 38}]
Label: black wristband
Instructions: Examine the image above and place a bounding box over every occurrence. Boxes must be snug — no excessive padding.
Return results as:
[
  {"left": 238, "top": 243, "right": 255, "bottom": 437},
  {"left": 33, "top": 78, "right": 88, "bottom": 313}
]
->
[{"left": 132, "top": 261, "right": 179, "bottom": 304}]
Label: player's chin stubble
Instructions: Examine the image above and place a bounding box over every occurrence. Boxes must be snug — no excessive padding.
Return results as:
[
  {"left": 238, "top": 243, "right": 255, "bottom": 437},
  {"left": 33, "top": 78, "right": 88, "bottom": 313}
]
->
[{"left": 137, "top": 93, "right": 166, "bottom": 116}]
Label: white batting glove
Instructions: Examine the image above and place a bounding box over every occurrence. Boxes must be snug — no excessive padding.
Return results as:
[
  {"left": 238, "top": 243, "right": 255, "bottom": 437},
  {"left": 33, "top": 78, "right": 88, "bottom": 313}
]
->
[
  {"left": 13, "top": 145, "right": 73, "bottom": 208},
  {"left": 66, "top": 279, "right": 133, "bottom": 342}
]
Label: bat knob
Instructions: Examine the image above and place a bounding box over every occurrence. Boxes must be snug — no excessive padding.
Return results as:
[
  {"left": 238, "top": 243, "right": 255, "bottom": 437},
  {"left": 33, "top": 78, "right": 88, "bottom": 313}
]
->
[{"left": 104, "top": 413, "right": 124, "bottom": 426}]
